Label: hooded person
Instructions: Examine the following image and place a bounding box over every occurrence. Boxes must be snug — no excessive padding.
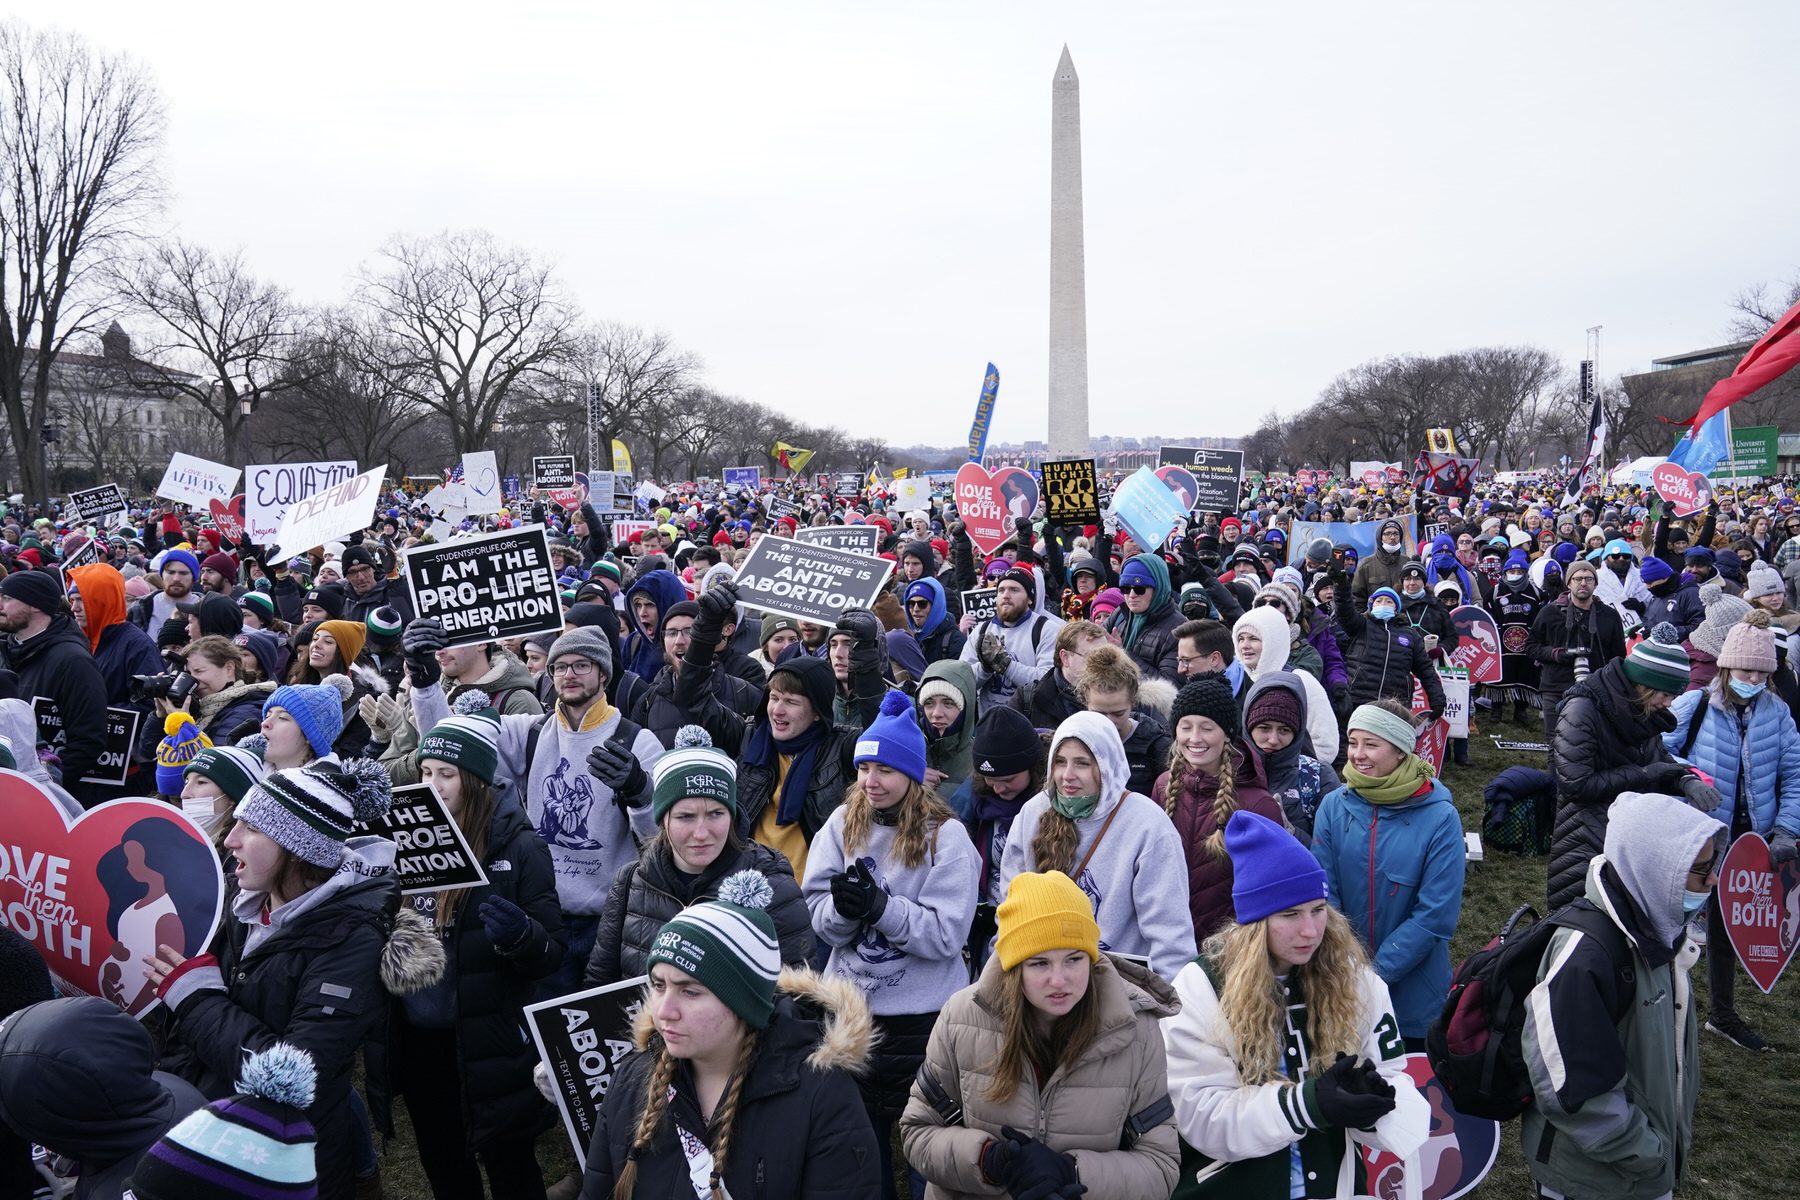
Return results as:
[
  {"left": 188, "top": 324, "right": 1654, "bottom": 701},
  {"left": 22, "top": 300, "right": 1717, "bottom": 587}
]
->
[
  {"left": 1521, "top": 791, "right": 1721, "bottom": 1200},
  {"left": 1241, "top": 670, "right": 1341, "bottom": 842},
  {"left": 903, "top": 576, "right": 967, "bottom": 665},
  {"left": 997, "top": 711, "right": 1196, "bottom": 979},
  {"left": 1311, "top": 701, "right": 1465, "bottom": 1041},
  {"left": 1228, "top": 605, "right": 1339, "bottom": 765},
  {"left": 0, "top": 995, "right": 210, "bottom": 1199},
  {"left": 0, "top": 697, "right": 81, "bottom": 819},
  {"left": 1639, "top": 553, "right": 1704, "bottom": 640},
  {"left": 1350, "top": 518, "right": 1409, "bottom": 608},
  {"left": 917, "top": 658, "right": 980, "bottom": 818},
  {"left": 1107, "top": 552, "right": 1183, "bottom": 683},
  {"left": 1336, "top": 585, "right": 1447, "bottom": 728},
  {"left": 618, "top": 567, "right": 690, "bottom": 684},
  {"left": 66, "top": 562, "right": 162, "bottom": 708}
]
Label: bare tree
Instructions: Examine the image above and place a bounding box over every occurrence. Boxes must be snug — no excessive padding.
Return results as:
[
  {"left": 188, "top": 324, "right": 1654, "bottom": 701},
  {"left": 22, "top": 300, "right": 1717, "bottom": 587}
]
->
[
  {"left": 1728, "top": 274, "right": 1800, "bottom": 342},
  {"left": 354, "top": 230, "right": 579, "bottom": 456},
  {"left": 249, "top": 313, "right": 432, "bottom": 469},
  {"left": 0, "top": 22, "right": 162, "bottom": 501},
  {"left": 557, "top": 322, "right": 701, "bottom": 469},
  {"left": 1456, "top": 346, "right": 1563, "bottom": 467},
  {"left": 112, "top": 239, "right": 313, "bottom": 462}
]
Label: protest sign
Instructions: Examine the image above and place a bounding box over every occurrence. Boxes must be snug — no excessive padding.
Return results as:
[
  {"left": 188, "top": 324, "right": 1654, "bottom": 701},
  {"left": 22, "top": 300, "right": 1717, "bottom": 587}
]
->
[
  {"left": 634, "top": 479, "right": 667, "bottom": 505},
  {"left": 1419, "top": 521, "right": 1447, "bottom": 544},
  {"left": 584, "top": 470, "right": 618, "bottom": 514},
  {"left": 1438, "top": 668, "right": 1471, "bottom": 738},
  {"left": 1040, "top": 458, "right": 1100, "bottom": 524},
  {"left": 527, "top": 977, "right": 647, "bottom": 1164},
  {"left": 32, "top": 699, "right": 142, "bottom": 787},
  {"left": 403, "top": 525, "right": 563, "bottom": 648},
  {"left": 61, "top": 537, "right": 102, "bottom": 570},
  {"left": 833, "top": 472, "right": 862, "bottom": 498},
  {"left": 66, "top": 484, "right": 127, "bottom": 523},
  {"left": 731, "top": 534, "right": 894, "bottom": 626},
  {"left": 1718, "top": 832, "right": 1800, "bottom": 994},
  {"left": 793, "top": 525, "right": 881, "bottom": 555},
  {"left": 1447, "top": 606, "right": 1502, "bottom": 684},
  {"left": 244, "top": 460, "right": 358, "bottom": 544},
  {"left": 954, "top": 462, "right": 1038, "bottom": 554},
  {"left": 267, "top": 465, "right": 385, "bottom": 558},
  {"left": 1652, "top": 462, "right": 1710, "bottom": 518},
  {"left": 960, "top": 587, "right": 998, "bottom": 623},
  {"left": 1410, "top": 677, "right": 1449, "bottom": 773},
  {"left": 460, "top": 451, "right": 502, "bottom": 514},
  {"left": 767, "top": 497, "right": 799, "bottom": 520},
  {"left": 534, "top": 455, "right": 577, "bottom": 491},
  {"left": 1108, "top": 466, "right": 1188, "bottom": 554},
  {"left": 1359, "top": 1053, "right": 1499, "bottom": 1200},
  {"left": 890, "top": 477, "right": 930, "bottom": 513},
  {"left": 208, "top": 495, "right": 246, "bottom": 543},
  {"left": 351, "top": 783, "right": 487, "bottom": 895},
  {"left": 1159, "top": 446, "right": 1244, "bottom": 512},
  {"left": 156, "top": 452, "right": 240, "bottom": 508},
  {"left": 609, "top": 518, "right": 652, "bottom": 544},
  {"left": 1286, "top": 517, "right": 1418, "bottom": 565},
  {"left": 723, "top": 465, "right": 761, "bottom": 490},
  {"left": 0, "top": 777, "right": 223, "bottom": 1015}
]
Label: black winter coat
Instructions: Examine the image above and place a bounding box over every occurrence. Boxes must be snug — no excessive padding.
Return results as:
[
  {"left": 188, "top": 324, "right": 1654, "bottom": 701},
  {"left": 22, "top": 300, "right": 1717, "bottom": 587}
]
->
[
  {"left": 584, "top": 840, "right": 812, "bottom": 988},
  {"left": 1528, "top": 596, "right": 1627, "bottom": 697},
  {"left": 344, "top": 574, "right": 415, "bottom": 627},
  {"left": 631, "top": 661, "right": 764, "bottom": 749},
  {"left": 382, "top": 803, "right": 566, "bottom": 1150},
  {"left": 1006, "top": 665, "right": 1082, "bottom": 732},
  {"left": 1106, "top": 603, "right": 1184, "bottom": 683},
  {"left": 1548, "top": 661, "right": 1684, "bottom": 908},
  {"left": 1344, "top": 616, "right": 1446, "bottom": 717},
  {"left": 0, "top": 614, "right": 110, "bottom": 804},
  {"left": 168, "top": 873, "right": 443, "bottom": 1200},
  {"left": 580, "top": 971, "right": 881, "bottom": 1200}
]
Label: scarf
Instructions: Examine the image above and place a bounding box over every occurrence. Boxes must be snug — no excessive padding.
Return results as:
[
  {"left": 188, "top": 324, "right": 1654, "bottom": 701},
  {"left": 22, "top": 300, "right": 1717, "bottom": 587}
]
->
[
  {"left": 1343, "top": 754, "right": 1436, "bottom": 805},
  {"left": 743, "top": 718, "right": 826, "bottom": 826},
  {"left": 1051, "top": 791, "right": 1100, "bottom": 820}
]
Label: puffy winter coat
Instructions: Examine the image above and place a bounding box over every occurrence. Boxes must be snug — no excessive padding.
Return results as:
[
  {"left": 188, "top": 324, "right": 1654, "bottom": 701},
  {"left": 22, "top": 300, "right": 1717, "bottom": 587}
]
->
[
  {"left": 1108, "top": 602, "right": 1184, "bottom": 685},
  {"left": 1349, "top": 534, "right": 1408, "bottom": 607},
  {"left": 165, "top": 864, "right": 444, "bottom": 1200},
  {"left": 343, "top": 571, "right": 414, "bottom": 628},
  {"left": 1006, "top": 665, "right": 1083, "bottom": 731},
  {"left": 1644, "top": 579, "right": 1705, "bottom": 639},
  {"left": 584, "top": 839, "right": 812, "bottom": 988},
  {"left": 901, "top": 954, "right": 1181, "bottom": 1200},
  {"left": 194, "top": 680, "right": 276, "bottom": 745},
  {"left": 1343, "top": 611, "right": 1446, "bottom": 718},
  {"left": 1151, "top": 747, "right": 1283, "bottom": 942},
  {"left": 630, "top": 659, "right": 764, "bottom": 749},
  {"left": 1548, "top": 661, "right": 1682, "bottom": 908},
  {"left": 1310, "top": 776, "right": 1466, "bottom": 1039},
  {"left": 580, "top": 969, "right": 882, "bottom": 1199},
  {"left": 1528, "top": 595, "right": 1628, "bottom": 696},
  {"left": 1665, "top": 685, "right": 1800, "bottom": 839}
]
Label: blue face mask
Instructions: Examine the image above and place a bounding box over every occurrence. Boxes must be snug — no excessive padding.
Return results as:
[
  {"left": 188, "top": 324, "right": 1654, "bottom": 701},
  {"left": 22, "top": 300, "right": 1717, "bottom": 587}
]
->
[
  {"left": 1682, "top": 889, "right": 1711, "bottom": 915},
  {"left": 1370, "top": 603, "right": 1397, "bottom": 621},
  {"left": 1729, "top": 678, "right": 1766, "bottom": 701}
]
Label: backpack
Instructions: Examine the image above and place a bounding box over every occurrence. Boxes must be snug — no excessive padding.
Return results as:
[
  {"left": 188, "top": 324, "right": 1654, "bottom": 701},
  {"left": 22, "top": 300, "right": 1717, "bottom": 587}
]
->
[{"left": 1424, "top": 900, "right": 1633, "bottom": 1121}]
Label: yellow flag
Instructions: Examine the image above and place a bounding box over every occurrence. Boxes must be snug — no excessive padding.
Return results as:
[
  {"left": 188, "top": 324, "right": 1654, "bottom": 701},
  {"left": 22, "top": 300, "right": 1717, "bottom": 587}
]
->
[
  {"left": 892, "top": 467, "right": 909, "bottom": 479},
  {"left": 772, "top": 442, "right": 814, "bottom": 473},
  {"left": 611, "top": 439, "right": 633, "bottom": 474}
]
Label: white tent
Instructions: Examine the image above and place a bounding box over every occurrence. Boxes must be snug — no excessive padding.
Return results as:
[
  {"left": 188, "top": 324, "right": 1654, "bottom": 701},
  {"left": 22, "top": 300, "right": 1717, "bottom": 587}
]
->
[{"left": 1610, "top": 455, "right": 1665, "bottom": 486}]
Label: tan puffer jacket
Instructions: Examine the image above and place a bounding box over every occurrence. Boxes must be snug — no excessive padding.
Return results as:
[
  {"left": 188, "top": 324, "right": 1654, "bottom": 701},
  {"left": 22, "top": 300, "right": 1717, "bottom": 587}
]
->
[{"left": 900, "top": 952, "right": 1181, "bottom": 1200}]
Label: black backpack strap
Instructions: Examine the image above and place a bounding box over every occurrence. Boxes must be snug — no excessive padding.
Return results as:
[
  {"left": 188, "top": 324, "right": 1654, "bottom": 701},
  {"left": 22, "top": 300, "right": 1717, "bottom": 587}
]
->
[
  {"left": 1547, "top": 902, "right": 1636, "bottom": 1022},
  {"left": 1678, "top": 697, "right": 1707, "bottom": 759},
  {"left": 1120, "top": 1094, "right": 1174, "bottom": 1150},
  {"left": 914, "top": 1063, "right": 962, "bottom": 1127},
  {"left": 524, "top": 713, "right": 551, "bottom": 769},
  {"left": 1029, "top": 613, "right": 1048, "bottom": 653}
]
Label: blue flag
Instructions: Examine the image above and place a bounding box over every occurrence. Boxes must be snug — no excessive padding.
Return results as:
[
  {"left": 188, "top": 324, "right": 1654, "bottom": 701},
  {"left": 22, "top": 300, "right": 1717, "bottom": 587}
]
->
[
  {"left": 1665, "top": 408, "right": 1729, "bottom": 476},
  {"left": 966, "top": 363, "right": 999, "bottom": 462}
]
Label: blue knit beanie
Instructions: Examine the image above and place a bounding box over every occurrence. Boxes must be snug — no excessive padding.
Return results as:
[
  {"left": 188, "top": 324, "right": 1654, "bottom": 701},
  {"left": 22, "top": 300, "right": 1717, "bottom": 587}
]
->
[
  {"left": 1503, "top": 548, "right": 1531, "bottom": 572},
  {"left": 854, "top": 690, "right": 928, "bottom": 783},
  {"left": 1225, "top": 809, "right": 1329, "bottom": 924},
  {"left": 1118, "top": 558, "right": 1157, "bottom": 590},
  {"left": 159, "top": 548, "right": 201, "bottom": 581},
  {"left": 1637, "top": 555, "right": 1674, "bottom": 586},
  {"left": 262, "top": 676, "right": 350, "bottom": 758}
]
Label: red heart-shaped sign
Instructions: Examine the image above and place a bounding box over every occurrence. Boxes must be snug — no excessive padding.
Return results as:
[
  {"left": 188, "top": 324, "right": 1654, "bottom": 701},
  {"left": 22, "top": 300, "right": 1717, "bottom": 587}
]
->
[
  {"left": 0, "top": 775, "right": 223, "bottom": 1015},
  {"left": 1719, "top": 831, "right": 1800, "bottom": 994},
  {"left": 955, "top": 463, "right": 1040, "bottom": 555},
  {"left": 208, "top": 494, "right": 247, "bottom": 544},
  {"left": 1651, "top": 463, "right": 1711, "bottom": 518},
  {"left": 1154, "top": 465, "right": 1199, "bottom": 511}
]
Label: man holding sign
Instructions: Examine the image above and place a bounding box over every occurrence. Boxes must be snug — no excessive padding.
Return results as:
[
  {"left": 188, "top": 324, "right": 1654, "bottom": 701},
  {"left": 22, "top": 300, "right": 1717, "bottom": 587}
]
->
[{"left": 0, "top": 571, "right": 111, "bottom": 804}]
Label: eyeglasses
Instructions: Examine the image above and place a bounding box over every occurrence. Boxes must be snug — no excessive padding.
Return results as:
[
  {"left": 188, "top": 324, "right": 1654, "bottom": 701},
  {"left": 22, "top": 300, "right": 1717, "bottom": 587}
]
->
[
  {"left": 1176, "top": 653, "right": 1206, "bottom": 669},
  {"left": 549, "top": 660, "right": 597, "bottom": 677},
  {"left": 1120, "top": 585, "right": 1152, "bottom": 595},
  {"left": 1687, "top": 857, "right": 1720, "bottom": 887}
]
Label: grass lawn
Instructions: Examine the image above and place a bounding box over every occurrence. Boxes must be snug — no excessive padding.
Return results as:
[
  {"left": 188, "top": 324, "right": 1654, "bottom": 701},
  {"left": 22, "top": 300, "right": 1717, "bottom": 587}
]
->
[{"left": 374, "top": 720, "right": 1800, "bottom": 1198}]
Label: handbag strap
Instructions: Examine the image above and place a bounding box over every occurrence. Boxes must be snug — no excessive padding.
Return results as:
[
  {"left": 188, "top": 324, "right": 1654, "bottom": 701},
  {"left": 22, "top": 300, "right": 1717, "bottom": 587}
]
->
[{"left": 1071, "top": 794, "right": 1126, "bottom": 879}]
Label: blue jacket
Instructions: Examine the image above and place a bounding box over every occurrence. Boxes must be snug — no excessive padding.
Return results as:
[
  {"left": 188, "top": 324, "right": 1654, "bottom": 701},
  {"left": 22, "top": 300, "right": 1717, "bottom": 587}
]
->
[
  {"left": 94, "top": 619, "right": 163, "bottom": 707},
  {"left": 1311, "top": 776, "right": 1466, "bottom": 1038},
  {"left": 1665, "top": 687, "right": 1800, "bottom": 838},
  {"left": 619, "top": 569, "right": 689, "bottom": 683},
  {"left": 1644, "top": 581, "right": 1705, "bottom": 640}
]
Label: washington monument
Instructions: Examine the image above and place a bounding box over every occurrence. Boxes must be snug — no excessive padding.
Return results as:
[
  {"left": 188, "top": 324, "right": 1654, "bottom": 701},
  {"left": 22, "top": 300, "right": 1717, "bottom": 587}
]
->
[{"left": 1048, "top": 45, "right": 1089, "bottom": 459}]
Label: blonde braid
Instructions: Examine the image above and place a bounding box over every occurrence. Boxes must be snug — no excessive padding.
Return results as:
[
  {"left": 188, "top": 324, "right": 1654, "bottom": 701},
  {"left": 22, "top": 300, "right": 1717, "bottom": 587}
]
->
[
  {"left": 1162, "top": 737, "right": 1191, "bottom": 820},
  {"left": 613, "top": 1042, "right": 679, "bottom": 1199},
  {"left": 704, "top": 1030, "right": 762, "bottom": 1197},
  {"left": 1203, "top": 744, "right": 1241, "bottom": 863},
  {"left": 1030, "top": 809, "right": 1081, "bottom": 876}
]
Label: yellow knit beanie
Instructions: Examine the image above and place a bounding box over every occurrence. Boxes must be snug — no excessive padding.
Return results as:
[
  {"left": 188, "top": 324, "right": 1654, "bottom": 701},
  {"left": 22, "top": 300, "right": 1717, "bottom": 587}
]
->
[{"left": 995, "top": 871, "right": 1100, "bottom": 970}]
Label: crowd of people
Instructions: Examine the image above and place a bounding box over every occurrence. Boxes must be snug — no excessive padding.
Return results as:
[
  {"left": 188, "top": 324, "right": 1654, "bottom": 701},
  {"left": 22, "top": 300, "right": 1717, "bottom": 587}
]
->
[{"left": 0, "top": 464, "right": 1790, "bottom": 1200}]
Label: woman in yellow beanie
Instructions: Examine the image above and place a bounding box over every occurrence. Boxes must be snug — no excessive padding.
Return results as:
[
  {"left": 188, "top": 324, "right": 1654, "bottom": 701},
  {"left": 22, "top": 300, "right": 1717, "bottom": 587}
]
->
[{"left": 901, "top": 870, "right": 1179, "bottom": 1199}]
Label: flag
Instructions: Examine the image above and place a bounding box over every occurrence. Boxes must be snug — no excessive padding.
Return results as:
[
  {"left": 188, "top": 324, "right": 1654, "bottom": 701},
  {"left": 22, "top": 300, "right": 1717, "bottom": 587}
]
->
[
  {"left": 1675, "top": 296, "right": 1800, "bottom": 436},
  {"left": 892, "top": 467, "right": 909, "bottom": 479},
  {"left": 611, "top": 439, "right": 633, "bottom": 475},
  {"left": 866, "top": 463, "right": 883, "bottom": 491},
  {"left": 967, "top": 362, "right": 1000, "bottom": 462},
  {"left": 1565, "top": 384, "right": 1606, "bottom": 503},
  {"left": 1418, "top": 452, "right": 1478, "bottom": 499},
  {"left": 772, "top": 441, "right": 813, "bottom": 473},
  {"left": 1665, "top": 407, "right": 1730, "bottom": 477}
]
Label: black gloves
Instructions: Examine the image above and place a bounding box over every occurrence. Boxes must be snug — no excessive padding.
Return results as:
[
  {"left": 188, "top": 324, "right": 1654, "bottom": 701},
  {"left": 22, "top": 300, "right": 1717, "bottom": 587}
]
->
[
  {"left": 695, "top": 579, "right": 739, "bottom": 644},
  {"left": 983, "top": 1126, "right": 1081, "bottom": 1200},
  {"left": 835, "top": 609, "right": 883, "bottom": 679},
  {"left": 830, "top": 863, "right": 888, "bottom": 923},
  {"left": 588, "top": 735, "right": 649, "bottom": 805},
  {"left": 1314, "top": 1054, "right": 1395, "bottom": 1130},
  {"left": 1771, "top": 829, "right": 1799, "bottom": 866},
  {"left": 401, "top": 618, "right": 447, "bottom": 687},
  {"left": 478, "top": 895, "right": 531, "bottom": 953}
]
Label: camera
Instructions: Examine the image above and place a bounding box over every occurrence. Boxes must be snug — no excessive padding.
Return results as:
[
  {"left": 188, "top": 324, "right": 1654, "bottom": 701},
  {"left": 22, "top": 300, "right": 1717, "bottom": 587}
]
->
[
  {"left": 130, "top": 670, "right": 198, "bottom": 706},
  {"left": 1572, "top": 654, "right": 1591, "bottom": 684}
]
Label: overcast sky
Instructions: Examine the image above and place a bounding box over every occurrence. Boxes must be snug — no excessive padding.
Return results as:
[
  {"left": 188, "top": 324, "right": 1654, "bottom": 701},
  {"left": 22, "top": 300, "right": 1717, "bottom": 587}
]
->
[{"left": 21, "top": 1, "right": 1800, "bottom": 446}]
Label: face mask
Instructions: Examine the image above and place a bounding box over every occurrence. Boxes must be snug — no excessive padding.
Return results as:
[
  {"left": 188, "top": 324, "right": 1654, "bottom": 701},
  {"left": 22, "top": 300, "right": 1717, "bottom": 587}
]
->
[
  {"left": 1370, "top": 603, "right": 1397, "bottom": 621},
  {"left": 1381, "top": 539, "right": 1401, "bottom": 553},
  {"left": 1504, "top": 571, "right": 1526, "bottom": 587},
  {"left": 1729, "top": 678, "right": 1766, "bottom": 701},
  {"left": 181, "top": 794, "right": 220, "bottom": 834},
  {"left": 1682, "top": 889, "right": 1710, "bottom": 916},
  {"left": 1051, "top": 791, "right": 1100, "bottom": 820}
]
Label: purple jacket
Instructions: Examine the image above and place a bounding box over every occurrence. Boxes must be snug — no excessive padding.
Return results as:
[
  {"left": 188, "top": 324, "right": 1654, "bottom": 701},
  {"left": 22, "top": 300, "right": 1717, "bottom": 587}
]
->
[{"left": 1307, "top": 617, "right": 1349, "bottom": 691}]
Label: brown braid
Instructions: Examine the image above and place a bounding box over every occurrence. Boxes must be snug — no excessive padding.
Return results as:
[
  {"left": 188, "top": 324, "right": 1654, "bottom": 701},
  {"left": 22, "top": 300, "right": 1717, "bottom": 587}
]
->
[
  {"left": 613, "top": 1040, "right": 680, "bottom": 1199},
  {"left": 1030, "top": 809, "right": 1081, "bottom": 875},
  {"left": 1203, "top": 744, "right": 1241, "bottom": 864},
  {"left": 703, "top": 1029, "right": 762, "bottom": 1197}
]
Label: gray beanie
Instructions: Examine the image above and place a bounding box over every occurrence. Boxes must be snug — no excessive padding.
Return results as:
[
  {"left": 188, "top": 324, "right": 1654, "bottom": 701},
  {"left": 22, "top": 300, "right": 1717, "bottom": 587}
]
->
[{"left": 547, "top": 626, "right": 613, "bottom": 678}]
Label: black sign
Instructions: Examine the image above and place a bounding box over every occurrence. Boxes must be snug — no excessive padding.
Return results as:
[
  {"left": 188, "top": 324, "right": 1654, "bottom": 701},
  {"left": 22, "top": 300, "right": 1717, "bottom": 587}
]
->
[
  {"left": 834, "top": 473, "right": 862, "bottom": 498},
  {"left": 526, "top": 977, "right": 647, "bottom": 1165},
  {"left": 402, "top": 525, "right": 563, "bottom": 648},
  {"left": 1420, "top": 522, "right": 1447, "bottom": 544},
  {"left": 1040, "top": 459, "right": 1100, "bottom": 524},
  {"left": 62, "top": 538, "right": 102, "bottom": 570},
  {"left": 767, "top": 498, "right": 799, "bottom": 520},
  {"left": 31, "top": 699, "right": 141, "bottom": 787},
  {"left": 732, "top": 534, "right": 895, "bottom": 626},
  {"left": 1159, "top": 446, "right": 1245, "bottom": 513},
  {"left": 66, "top": 484, "right": 127, "bottom": 522},
  {"left": 792, "top": 525, "right": 881, "bottom": 555},
  {"left": 351, "top": 783, "right": 488, "bottom": 894},
  {"left": 960, "top": 587, "right": 998, "bottom": 623},
  {"left": 533, "top": 455, "right": 576, "bottom": 490}
]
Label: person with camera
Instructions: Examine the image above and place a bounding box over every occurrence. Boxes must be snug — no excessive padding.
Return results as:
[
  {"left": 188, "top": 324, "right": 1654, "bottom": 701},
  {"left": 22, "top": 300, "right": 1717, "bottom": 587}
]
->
[
  {"left": 1528, "top": 558, "right": 1627, "bottom": 752},
  {"left": 66, "top": 562, "right": 162, "bottom": 709},
  {"left": 176, "top": 635, "right": 278, "bottom": 745},
  {"left": 0, "top": 569, "right": 110, "bottom": 806}
]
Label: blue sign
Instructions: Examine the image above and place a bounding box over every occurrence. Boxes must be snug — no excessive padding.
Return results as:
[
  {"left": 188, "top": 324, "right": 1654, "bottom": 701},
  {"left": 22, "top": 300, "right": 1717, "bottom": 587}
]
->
[
  {"left": 722, "top": 466, "right": 761, "bottom": 491},
  {"left": 1108, "top": 466, "right": 1187, "bottom": 553},
  {"left": 1286, "top": 517, "right": 1418, "bottom": 564},
  {"left": 966, "top": 362, "right": 1000, "bottom": 463}
]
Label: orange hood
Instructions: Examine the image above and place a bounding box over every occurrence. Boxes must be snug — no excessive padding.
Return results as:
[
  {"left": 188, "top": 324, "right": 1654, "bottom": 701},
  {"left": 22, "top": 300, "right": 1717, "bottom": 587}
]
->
[{"left": 68, "top": 563, "right": 128, "bottom": 653}]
